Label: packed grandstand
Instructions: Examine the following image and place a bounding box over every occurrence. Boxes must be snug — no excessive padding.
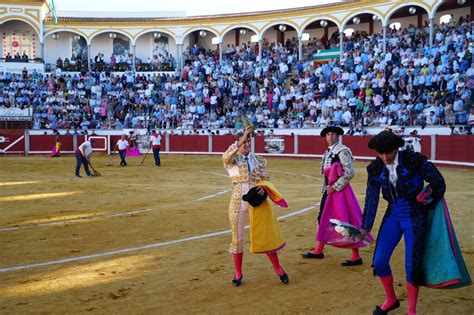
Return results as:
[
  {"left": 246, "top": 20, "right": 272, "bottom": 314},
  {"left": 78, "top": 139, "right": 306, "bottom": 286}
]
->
[{"left": 0, "top": 0, "right": 472, "bottom": 135}]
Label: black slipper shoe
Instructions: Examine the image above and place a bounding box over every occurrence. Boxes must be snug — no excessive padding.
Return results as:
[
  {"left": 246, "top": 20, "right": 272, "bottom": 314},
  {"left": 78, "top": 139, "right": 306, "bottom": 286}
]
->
[
  {"left": 373, "top": 300, "right": 400, "bottom": 315},
  {"left": 301, "top": 252, "right": 324, "bottom": 259},
  {"left": 232, "top": 275, "right": 243, "bottom": 287},
  {"left": 279, "top": 270, "right": 289, "bottom": 284},
  {"left": 341, "top": 258, "right": 363, "bottom": 266}
]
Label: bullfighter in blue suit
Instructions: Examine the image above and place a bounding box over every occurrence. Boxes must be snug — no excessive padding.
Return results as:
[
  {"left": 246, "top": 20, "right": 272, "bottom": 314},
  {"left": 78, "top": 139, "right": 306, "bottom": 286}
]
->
[{"left": 360, "top": 130, "right": 446, "bottom": 315}]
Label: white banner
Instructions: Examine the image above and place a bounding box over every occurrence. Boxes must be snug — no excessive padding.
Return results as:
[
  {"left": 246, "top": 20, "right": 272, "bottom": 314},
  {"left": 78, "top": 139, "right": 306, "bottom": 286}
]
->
[{"left": 0, "top": 61, "right": 45, "bottom": 74}]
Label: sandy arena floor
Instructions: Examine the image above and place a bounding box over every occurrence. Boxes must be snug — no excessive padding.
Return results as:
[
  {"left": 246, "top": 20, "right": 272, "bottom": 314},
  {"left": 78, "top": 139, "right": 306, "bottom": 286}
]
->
[{"left": 0, "top": 154, "right": 472, "bottom": 314}]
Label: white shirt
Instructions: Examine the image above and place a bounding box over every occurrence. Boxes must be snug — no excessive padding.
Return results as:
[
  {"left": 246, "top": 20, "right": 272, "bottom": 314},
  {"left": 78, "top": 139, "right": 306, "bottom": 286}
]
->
[
  {"left": 78, "top": 141, "right": 92, "bottom": 158},
  {"left": 385, "top": 152, "right": 399, "bottom": 187},
  {"left": 151, "top": 134, "right": 162, "bottom": 147},
  {"left": 117, "top": 139, "right": 129, "bottom": 150}
]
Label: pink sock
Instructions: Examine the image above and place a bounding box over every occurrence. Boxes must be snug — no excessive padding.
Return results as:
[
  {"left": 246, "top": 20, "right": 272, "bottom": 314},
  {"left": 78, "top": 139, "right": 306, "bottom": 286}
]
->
[
  {"left": 311, "top": 242, "right": 325, "bottom": 254},
  {"left": 350, "top": 248, "right": 361, "bottom": 261},
  {"left": 266, "top": 252, "right": 284, "bottom": 276},
  {"left": 233, "top": 252, "right": 243, "bottom": 279},
  {"left": 379, "top": 275, "right": 398, "bottom": 311},
  {"left": 407, "top": 281, "right": 419, "bottom": 315}
]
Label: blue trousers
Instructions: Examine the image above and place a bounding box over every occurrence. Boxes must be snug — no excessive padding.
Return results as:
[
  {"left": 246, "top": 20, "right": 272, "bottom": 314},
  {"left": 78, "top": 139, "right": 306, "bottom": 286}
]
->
[
  {"left": 153, "top": 147, "right": 161, "bottom": 166},
  {"left": 75, "top": 152, "right": 91, "bottom": 176},
  {"left": 373, "top": 198, "right": 426, "bottom": 284},
  {"left": 119, "top": 149, "right": 127, "bottom": 166}
]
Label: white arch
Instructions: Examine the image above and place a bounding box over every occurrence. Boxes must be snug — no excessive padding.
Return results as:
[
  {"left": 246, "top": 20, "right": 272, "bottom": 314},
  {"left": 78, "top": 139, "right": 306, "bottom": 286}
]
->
[
  {"left": 300, "top": 16, "right": 341, "bottom": 36},
  {"left": 341, "top": 10, "right": 386, "bottom": 30},
  {"left": 134, "top": 29, "right": 176, "bottom": 42},
  {"left": 89, "top": 30, "right": 133, "bottom": 45},
  {"left": 182, "top": 27, "right": 219, "bottom": 41},
  {"left": 44, "top": 29, "right": 88, "bottom": 44},
  {"left": 431, "top": 0, "right": 450, "bottom": 19},
  {"left": 260, "top": 21, "right": 300, "bottom": 39},
  {"left": 385, "top": 2, "right": 431, "bottom": 24},
  {"left": 221, "top": 25, "right": 259, "bottom": 40},
  {"left": 0, "top": 17, "right": 40, "bottom": 39}
]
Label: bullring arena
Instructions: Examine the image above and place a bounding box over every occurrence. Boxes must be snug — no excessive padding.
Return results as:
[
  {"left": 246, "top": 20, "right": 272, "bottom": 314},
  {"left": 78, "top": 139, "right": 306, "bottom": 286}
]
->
[
  {"left": 0, "top": 134, "right": 473, "bottom": 314},
  {"left": 0, "top": 0, "right": 474, "bottom": 313}
]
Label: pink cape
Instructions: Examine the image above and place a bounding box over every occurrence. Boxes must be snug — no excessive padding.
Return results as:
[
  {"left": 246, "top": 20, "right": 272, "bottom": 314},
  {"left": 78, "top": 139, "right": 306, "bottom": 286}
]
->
[
  {"left": 126, "top": 146, "right": 142, "bottom": 156},
  {"left": 316, "top": 162, "right": 373, "bottom": 248}
]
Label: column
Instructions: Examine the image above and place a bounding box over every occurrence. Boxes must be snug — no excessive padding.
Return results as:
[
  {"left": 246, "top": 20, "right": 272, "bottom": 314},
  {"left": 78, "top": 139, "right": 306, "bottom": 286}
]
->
[
  {"left": 177, "top": 44, "right": 183, "bottom": 73},
  {"left": 369, "top": 19, "right": 374, "bottom": 35},
  {"left": 219, "top": 42, "right": 223, "bottom": 63},
  {"left": 298, "top": 36, "right": 303, "bottom": 61},
  {"left": 87, "top": 44, "right": 91, "bottom": 72},
  {"left": 40, "top": 42, "right": 44, "bottom": 62},
  {"left": 339, "top": 30, "right": 344, "bottom": 59},
  {"left": 258, "top": 39, "right": 262, "bottom": 57},
  {"left": 429, "top": 18, "right": 434, "bottom": 48},
  {"left": 132, "top": 44, "right": 136, "bottom": 70},
  {"left": 383, "top": 25, "right": 387, "bottom": 55}
]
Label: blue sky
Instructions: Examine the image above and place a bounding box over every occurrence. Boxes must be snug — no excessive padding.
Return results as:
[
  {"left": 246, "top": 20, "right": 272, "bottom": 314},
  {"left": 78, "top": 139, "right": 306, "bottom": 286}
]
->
[{"left": 55, "top": 0, "right": 339, "bottom": 16}]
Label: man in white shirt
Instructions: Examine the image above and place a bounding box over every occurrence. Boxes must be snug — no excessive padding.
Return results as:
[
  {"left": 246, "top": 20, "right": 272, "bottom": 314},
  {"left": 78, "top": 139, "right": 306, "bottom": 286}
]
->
[
  {"left": 116, "top": 134, "right": 129, "bottom": 166},
  {"left": 75, "top": 139, "right": 95, "bottom": 177},
  {"left": 150, "top": 130, "right": 162, "bottom": 167}
]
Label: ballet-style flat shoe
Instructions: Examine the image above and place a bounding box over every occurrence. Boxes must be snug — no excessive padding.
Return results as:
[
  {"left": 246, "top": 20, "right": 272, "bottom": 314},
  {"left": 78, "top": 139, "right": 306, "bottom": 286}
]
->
[
  {"left": 279, "top": 272, "right": 289, "bottom": 284},
  {"left": 232, "top": 275, "right": 243, "bottom": 287},
  {"left": 373, "top": 300, "right": 400, "bottom": 315},
  {"left": 302, "top": 252, "right": 324, "bottom": 259},
  {"left": 341, "top": 258, "right": 363, "bottom": 266}
]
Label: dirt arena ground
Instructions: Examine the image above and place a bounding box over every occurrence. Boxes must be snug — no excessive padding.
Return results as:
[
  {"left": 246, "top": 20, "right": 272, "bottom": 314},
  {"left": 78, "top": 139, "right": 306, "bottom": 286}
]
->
[{"left": 0, "top": 154, "right": 472, "bottom": 314}]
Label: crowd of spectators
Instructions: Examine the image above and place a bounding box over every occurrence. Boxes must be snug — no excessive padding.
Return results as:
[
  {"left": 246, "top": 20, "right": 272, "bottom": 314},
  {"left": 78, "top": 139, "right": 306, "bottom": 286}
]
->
[{"left": 0, "top": 16, "right": 472, "bottom": 134}]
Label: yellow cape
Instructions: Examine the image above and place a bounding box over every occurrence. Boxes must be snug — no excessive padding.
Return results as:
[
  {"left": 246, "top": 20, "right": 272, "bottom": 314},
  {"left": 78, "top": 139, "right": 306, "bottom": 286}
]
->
[{"left": 249, "top": 180, "right": 286, "bottom": 253}]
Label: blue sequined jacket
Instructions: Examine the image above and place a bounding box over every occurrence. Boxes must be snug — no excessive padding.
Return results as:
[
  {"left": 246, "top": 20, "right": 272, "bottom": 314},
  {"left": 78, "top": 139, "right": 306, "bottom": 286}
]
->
[{"left": 362, "top": 150, "right": 446, "bottom": 231}]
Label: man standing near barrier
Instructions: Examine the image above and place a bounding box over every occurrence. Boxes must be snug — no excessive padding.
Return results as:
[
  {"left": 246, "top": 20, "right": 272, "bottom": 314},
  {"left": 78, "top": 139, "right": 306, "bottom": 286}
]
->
[
  {"left": 116, "top": 134, "right": 129, "bottom": 166},
  {"left": 150, "top": 130, "right": 162, "bottom": 167},
  {"left": 75, "top": 139, "right": 95, "bottom": 178}
]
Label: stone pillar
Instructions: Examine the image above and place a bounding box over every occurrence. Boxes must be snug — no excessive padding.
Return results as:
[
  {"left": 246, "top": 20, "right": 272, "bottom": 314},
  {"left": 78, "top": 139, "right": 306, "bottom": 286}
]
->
[
  {"left": 132, "top": 44, "right": 136, "bottom": 70},
  {"left": 258, "top": 39, "right": 262, "bottom": 57},
  {"left": 383, "top": 25, "right": 387, "bottom": 55},
  {"left": 40, "top": 42, "right": 44, "bottom": 61},
  {"left": 339, "top": 30, "right": 344, "bottom": 59},
  {"left": 177, "top": 44, "right": 184, "bottom": 73},
  {"left": 429, "top": 18, "right": 434, "bottom": 48},
  {"left": 298, "top": 36, "right": 303, "bottom": 61},
  {"left": 219, "top": 42, "right": 223, "bottom": 63},
  {"left": 87, "top": 44, "right": 91, "bottom": 72}
]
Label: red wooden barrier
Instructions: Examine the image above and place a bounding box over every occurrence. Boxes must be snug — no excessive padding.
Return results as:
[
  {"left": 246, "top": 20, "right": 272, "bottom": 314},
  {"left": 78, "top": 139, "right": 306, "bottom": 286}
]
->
[{"left": 212, "top": 135, "right": 234, "bottom": 152}]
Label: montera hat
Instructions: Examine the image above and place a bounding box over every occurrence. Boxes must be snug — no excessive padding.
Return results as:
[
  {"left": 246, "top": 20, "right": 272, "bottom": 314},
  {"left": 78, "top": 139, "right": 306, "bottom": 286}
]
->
[
  {"left": 368, "top": 130, "right": 405, "bottom": 153},
  {"left": 242, "top": 186, "right": 268, "bottom": 207},
  {"left": 320, "top": 126, "right": 344, "bottom": 137}
]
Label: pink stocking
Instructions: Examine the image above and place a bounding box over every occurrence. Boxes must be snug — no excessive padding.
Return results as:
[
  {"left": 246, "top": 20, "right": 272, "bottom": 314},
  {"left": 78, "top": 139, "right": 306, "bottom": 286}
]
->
[
  {"left": 266, "top": 252, "right": 284, "bottom": 276},
  {"left": 311, "top": 242, "right": 325, "bottom": 254},
  {"left": 233, "top": 252, "right": 243, "bottom": 279},
  {"left": 350, "top": 248, "right": 361, "bottom": 261},
  {"left": 407, "top": 281, "right": 420, "bottom": 315},
  {"left": 379, "top": 275, "right": 398, "bottom": 311}
]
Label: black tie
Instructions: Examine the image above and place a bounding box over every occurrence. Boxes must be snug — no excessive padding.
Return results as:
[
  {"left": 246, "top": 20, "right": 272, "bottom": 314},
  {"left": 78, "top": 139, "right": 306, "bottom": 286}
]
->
[{"left": 244, "top": 156, "right": 251, "bottom": 173}]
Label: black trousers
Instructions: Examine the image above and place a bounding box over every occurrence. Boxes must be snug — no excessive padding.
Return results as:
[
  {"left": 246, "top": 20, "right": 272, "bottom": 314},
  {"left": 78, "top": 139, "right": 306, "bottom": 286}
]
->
[{"left": 75, "top": 152, "right": 91, "bottom": 176}]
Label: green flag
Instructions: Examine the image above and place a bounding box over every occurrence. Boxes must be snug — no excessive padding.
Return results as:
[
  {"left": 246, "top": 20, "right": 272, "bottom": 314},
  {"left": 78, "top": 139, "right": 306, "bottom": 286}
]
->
[{"left": 47, "top": 0, "right": 58, "bottom": 24}]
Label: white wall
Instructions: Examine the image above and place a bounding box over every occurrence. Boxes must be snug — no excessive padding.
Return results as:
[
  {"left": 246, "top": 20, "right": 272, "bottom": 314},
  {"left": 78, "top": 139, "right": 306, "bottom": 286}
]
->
[
  {"left": 44, "top": 32, "right": 73, "bottom": 65},
  {"left": 135, "top": 33, "right": 177, "bottom": 62},
  {"left": 0, "top": 20, "right": 39, "bottom": 59},
  {"left": 90, "top": 33, "right": 125, "bottom": 61}
]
